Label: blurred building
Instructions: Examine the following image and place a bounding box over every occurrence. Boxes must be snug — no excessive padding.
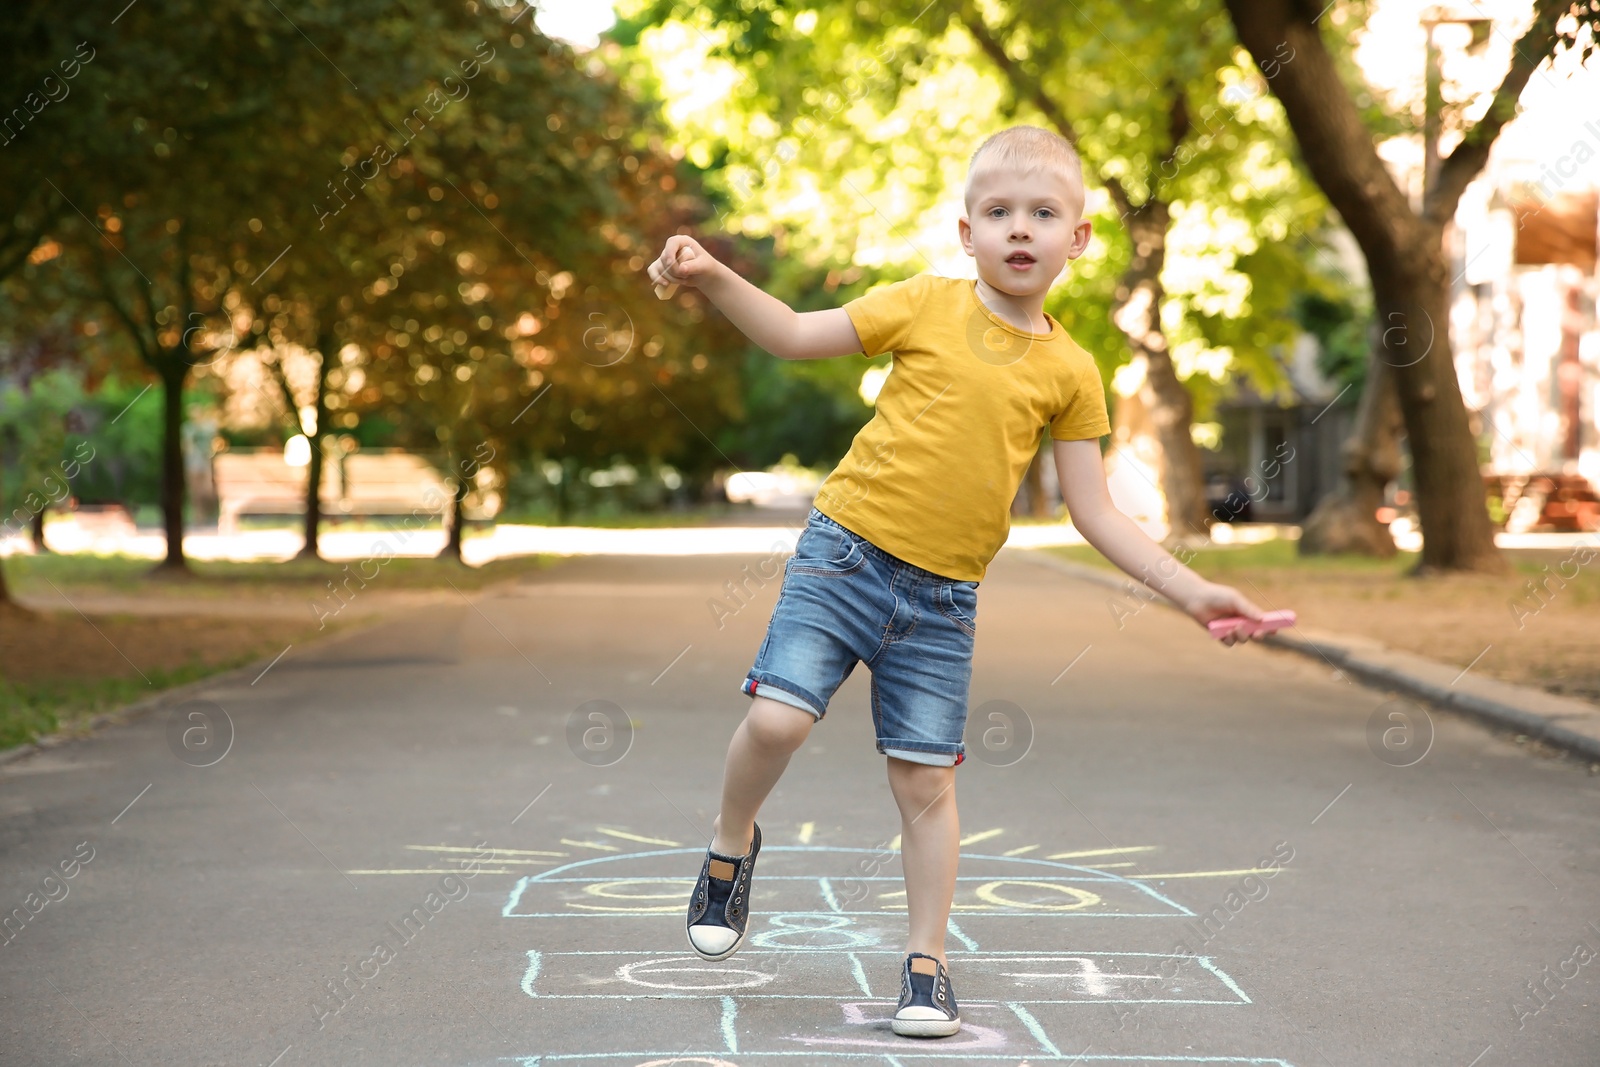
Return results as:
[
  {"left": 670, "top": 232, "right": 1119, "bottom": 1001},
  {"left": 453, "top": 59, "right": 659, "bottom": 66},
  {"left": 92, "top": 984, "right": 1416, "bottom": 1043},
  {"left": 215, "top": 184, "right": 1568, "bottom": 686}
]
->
[
  {"left": 1211, "top": 0, "right": 1599, "bottom": 529},
  {"left": 1207, "top": 335, "right": 1352, "bottom": 525}
]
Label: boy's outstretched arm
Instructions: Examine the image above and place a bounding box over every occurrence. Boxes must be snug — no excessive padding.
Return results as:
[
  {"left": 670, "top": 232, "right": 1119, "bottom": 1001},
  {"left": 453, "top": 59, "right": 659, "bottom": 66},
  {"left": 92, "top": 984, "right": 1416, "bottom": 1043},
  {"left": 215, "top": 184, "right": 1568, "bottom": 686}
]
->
[
  {"left": 1053, "top": 438, "right": 1268, "bottom": 645},
  {"left": 646, "top": 235, "right": 863, "bottom": 361}
]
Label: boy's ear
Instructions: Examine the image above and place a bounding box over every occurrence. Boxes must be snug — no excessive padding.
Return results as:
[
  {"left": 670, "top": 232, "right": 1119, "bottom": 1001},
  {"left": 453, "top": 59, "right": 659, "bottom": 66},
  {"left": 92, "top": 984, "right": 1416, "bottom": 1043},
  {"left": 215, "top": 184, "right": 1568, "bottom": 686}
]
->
[
  {"left": 1066, "top": 218, "right": 1092, "bottom": 260},
  {"left": 958, "top": 215, "right": 975, "bottom": 256}
]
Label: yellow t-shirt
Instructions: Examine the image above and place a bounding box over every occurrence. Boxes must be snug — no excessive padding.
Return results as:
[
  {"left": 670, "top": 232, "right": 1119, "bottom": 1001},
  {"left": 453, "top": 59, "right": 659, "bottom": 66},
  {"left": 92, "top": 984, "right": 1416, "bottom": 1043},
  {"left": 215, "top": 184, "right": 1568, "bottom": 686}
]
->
[{"left": 813, "top": 273, "right": 1110, "bottom": 581}]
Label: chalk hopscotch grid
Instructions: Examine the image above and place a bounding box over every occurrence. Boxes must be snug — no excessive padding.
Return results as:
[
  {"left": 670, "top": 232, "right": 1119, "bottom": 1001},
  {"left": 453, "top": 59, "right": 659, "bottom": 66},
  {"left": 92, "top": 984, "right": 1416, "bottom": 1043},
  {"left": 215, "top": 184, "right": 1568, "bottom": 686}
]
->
[{"left": 496, "top": 839, "right": 1298, "bottom": 1066}]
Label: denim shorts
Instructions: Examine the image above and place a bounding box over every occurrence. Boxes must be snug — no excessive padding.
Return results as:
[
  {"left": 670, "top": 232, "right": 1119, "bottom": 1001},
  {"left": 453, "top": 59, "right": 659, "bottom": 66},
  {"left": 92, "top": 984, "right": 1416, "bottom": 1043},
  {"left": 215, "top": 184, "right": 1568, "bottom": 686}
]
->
[{"left": 740, "top": 508, "right": 979, "bottom": 767}]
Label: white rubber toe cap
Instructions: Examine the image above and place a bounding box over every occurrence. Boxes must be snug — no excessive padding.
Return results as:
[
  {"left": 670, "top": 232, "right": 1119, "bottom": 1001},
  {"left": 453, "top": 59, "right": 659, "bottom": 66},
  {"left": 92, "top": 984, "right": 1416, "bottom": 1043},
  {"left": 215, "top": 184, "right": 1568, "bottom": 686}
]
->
[
  {"left": 893, "top": 1006, "right": 950, "bottom": 1021},
  {"left": 688, "top": 924, "right": 740, "bottom": 956}
]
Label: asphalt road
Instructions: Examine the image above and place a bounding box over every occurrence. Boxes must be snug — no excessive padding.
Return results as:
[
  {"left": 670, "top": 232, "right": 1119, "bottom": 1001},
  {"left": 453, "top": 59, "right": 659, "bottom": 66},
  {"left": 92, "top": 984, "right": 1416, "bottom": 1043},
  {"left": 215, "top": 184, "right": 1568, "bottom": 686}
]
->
[{"left": 2, "top": 548, "right": 1597, "bottom": 1067}]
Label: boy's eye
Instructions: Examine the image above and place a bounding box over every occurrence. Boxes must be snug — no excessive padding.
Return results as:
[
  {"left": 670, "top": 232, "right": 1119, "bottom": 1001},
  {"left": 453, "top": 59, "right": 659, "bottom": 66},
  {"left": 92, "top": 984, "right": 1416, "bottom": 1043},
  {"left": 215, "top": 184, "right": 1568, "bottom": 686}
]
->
[
  {"left": 988, "top": 207, "right": 1007, "bottom": 218},
  {"left": 1035, "top": 208, "right": 1055, "bottom": 219}
]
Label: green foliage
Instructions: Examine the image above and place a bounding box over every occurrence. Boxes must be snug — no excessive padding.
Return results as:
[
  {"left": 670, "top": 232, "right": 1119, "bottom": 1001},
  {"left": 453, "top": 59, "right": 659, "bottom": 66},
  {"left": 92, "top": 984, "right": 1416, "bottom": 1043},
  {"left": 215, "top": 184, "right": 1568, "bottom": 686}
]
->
[
  {"left": 729, "top": 348, "right": 877, "bottom": 467},
  {"left": 2, "top": 0, "right": 782, "bottom": 532},
  {"left": 0, "top": 367, "right": 78, "bottom": 529},
  {"left": 65, "top": 379, "right": 166, "bottom": 506},
  {"left": 1294, "top": 290, "right": 1370, "bottom": 397},
  {"left": 0, "top": 372, "right": 185, "bottom": 514},
  {"left": 624, "top": 0, "right": 1343, "bottom": 413}
]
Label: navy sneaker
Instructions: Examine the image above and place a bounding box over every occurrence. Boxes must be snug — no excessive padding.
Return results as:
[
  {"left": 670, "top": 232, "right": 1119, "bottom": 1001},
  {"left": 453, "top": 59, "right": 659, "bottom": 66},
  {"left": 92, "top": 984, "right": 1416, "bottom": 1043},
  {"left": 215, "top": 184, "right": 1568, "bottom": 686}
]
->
[
  {"left": 893, "top": 951, "right": 960, "bottom": 1036},
  {"left": 685, "top": 822, "right": 761, "bottom": 961}
]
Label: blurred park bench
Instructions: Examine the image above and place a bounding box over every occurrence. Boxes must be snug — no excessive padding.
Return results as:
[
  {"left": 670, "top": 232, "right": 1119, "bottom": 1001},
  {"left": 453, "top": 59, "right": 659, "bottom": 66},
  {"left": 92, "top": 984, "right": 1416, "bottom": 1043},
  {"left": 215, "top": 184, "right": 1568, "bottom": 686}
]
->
[
  {"left": 214, "top": 449, "right": 451, "bottom": 533},
  {"left": 1486, "top": 472, "right": 1600, "bottom": 533}
]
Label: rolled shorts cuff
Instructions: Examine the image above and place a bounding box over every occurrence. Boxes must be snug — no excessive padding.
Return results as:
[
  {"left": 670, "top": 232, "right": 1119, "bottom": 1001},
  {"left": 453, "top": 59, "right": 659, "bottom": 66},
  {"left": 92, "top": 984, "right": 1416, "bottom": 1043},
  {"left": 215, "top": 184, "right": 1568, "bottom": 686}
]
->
[
  {"left": 740, "top": 673, "right": 825, "bottom": 720},
  {"left": 878, "top": 738, "right": 966, "bottom": 767}
]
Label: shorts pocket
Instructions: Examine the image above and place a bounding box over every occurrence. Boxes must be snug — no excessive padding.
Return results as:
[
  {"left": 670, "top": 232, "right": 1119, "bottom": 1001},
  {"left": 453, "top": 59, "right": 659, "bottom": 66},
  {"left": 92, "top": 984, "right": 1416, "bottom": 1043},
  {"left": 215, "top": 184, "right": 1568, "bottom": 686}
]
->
[
  {"left": 788, "top": 522, "right": 865, "bottom": 577},
  {"left": 935, "top": 580, "right": 978, "bottom": 635}
]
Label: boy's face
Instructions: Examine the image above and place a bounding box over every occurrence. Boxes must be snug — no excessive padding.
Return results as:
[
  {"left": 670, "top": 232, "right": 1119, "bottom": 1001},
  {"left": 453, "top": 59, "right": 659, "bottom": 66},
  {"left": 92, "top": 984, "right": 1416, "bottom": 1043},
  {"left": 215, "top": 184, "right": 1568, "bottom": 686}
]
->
[{"left": 959, "top": 165, "right": 1091, "bottom": 299}]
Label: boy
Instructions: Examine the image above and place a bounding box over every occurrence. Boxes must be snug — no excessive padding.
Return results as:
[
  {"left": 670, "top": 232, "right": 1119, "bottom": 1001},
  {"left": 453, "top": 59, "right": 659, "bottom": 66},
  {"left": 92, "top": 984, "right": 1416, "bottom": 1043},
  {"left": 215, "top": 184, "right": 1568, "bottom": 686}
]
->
[{"left": 647, "top": 125, "right": 1268, "bottom": 1037}]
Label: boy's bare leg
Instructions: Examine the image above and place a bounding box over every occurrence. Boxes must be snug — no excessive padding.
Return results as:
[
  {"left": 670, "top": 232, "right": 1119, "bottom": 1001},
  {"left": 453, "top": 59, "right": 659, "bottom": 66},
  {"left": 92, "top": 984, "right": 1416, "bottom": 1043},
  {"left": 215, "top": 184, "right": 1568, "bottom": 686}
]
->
[
  {"left": 709, "top": 696, "right": 816, "bottom": 856},
  {"left": 886, "top": 756, "right": 959, "bottom": 966}
]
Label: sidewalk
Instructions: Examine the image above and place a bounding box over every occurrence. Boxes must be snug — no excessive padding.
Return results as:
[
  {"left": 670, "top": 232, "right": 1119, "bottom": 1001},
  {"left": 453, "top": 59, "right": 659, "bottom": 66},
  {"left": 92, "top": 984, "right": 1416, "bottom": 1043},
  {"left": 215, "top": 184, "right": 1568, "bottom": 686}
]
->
[{"left": 1024, "top": 549, "right": 1600, "bottom": 765}]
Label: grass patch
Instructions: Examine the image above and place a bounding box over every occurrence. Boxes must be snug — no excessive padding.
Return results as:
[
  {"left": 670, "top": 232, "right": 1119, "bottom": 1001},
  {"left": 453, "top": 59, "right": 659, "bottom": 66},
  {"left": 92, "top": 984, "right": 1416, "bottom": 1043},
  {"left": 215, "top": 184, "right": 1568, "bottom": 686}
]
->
[
  {"left": 1045, "top": 536, "right": 1600, "bottom": 701},
  {"left": 1050, "top": 538, "right": 1428, "bottom": 577},
  {"left": 6, "top": 551, "right": 558, "bottom": 600},
  {"left": 0, "top": 659, "right": 257, "bottom": 751},
  {"left": 1050, "top": 538, "right": 1599, "bottom": 598},
  {"left": 494, "top": 506, "right": 742, "bottom": 527},
  {"left": 0, "top": 608, "right": 325, "bottom": 751}
]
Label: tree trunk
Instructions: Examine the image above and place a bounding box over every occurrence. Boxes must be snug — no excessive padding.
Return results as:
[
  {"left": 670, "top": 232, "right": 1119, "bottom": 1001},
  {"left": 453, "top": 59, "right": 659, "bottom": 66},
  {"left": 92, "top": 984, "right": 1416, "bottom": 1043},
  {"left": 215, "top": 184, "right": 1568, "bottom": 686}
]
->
[
  {"left": 1224, "top": 0, "right": 1506, "bottom": 573},
  {"left": 1112, "top": 204, "right": 1211, "bottom": 543},
  {"left": 556, "top": 457, "right": 574, "bottom": 523},
  {"left": 30, "top": 508, "right": 48, "bottom": 554},
  {"left": 297, "top": 339, "right": 334, "bottom": 562},
  {"left": 1015, "top": 441, "right": 1050, "bottom": 518},
  {"left": 1374, "top": 245, "right": 1501, "bottom": 573},
  {"left": 157, "top": 361, "right": 190, "bottom": 572},
  {"left": 1299, "top": 343, "right": 1403, "bottom": 557},
  {"left": 437, "top": 477, "right": 467, "bottom": 561},
  {"left": 0, "top": 476, "right": 13, "bottom": 608}
]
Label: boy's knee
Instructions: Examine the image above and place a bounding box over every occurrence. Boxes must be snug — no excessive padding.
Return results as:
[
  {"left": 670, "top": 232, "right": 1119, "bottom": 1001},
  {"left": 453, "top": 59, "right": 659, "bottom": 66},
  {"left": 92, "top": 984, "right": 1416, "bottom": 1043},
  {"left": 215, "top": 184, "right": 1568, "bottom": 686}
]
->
[
  {"left": 745, "top": 698, "right": 815, "bottom": 749},
  {"left": 888, "top": 758, "right": 956, "bottom": 809}
]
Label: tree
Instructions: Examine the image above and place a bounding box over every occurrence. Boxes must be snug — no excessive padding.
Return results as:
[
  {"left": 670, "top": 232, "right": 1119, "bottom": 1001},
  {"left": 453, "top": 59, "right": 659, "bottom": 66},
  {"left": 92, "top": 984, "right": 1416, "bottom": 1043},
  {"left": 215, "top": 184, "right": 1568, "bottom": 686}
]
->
[
  {"left": 1223, "top": 0, "right": 1599, "bottom": 571},
  {"left": 7, "top": 0, "right": 832, "bottom": 582},
  {"left": 331, "top": 18, "right": 749, "bottom": 552},
  {"left": 0, "top": 9, "right": 119, "bottom": 291},
  {"left": 0, "top": 332, "right": 82, "bottom": 609},
  {"left": 0, "top": 5, "right": 139, "bottom": 603},
  {"left": 67, "top": 201, "right": 247, "bottom": 572},
  {"left": 24, "top": 0, "right": 492, "bottom": 568},
  {"left": 19, "top": 1, "right": 332, "bottom": 570},
  {"left": 628, "top": 0, "right": 1331, "bottom": 540},
  {"left": 1293, "top": 287, "right": 1397, "bottom": 556}
]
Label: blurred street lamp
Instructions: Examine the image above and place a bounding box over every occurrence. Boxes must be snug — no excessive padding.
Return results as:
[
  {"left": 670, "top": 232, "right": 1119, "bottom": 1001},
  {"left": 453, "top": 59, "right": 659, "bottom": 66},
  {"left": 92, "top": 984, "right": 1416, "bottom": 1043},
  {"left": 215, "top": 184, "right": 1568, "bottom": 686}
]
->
[
  {"left": 1421, "top": 7, "right": 1493, "bottom": 201},
  {"left": 283, "top": 434, "right": 311, "bottom": 467}
]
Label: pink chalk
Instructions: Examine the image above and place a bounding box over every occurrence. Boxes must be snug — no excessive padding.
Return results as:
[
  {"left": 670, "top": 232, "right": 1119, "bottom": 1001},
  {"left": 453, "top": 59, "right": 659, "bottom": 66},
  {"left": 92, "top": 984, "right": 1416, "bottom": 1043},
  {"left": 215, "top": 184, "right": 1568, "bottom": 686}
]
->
[{"left": 1208, "top": 609, "right": 1296, "bottom": 640}]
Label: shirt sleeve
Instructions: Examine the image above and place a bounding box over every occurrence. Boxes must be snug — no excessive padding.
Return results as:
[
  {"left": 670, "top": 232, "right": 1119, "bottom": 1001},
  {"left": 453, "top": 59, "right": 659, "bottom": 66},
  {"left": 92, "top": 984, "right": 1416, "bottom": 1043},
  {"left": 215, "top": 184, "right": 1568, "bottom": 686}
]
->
[
  {"left": 1049, "top": 352, "right": 1112, "bottom": 441},
  {"left": 841, "top": 274, "right": 932, "bottom": 357}
]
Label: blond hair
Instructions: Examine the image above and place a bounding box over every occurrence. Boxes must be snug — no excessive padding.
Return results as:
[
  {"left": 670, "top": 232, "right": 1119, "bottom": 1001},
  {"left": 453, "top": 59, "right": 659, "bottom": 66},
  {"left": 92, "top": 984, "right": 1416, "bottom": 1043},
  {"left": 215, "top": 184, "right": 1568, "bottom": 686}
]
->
[{"left": 963, "top": 125, "right": 1083, "bottom": 210}]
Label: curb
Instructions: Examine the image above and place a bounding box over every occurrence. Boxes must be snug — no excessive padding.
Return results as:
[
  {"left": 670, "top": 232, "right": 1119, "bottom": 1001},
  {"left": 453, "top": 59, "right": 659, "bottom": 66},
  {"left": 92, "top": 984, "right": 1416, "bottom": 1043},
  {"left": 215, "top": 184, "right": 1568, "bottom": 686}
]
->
[
  {"left": 0, "top": 579, "right": 508, "bottom": 768},
  {"left": 1267, "top": 630, "right": 1600, "bottom": 763},
  {"left": 1019, "top": 548, "right": 1600, "bottom": 766}
]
